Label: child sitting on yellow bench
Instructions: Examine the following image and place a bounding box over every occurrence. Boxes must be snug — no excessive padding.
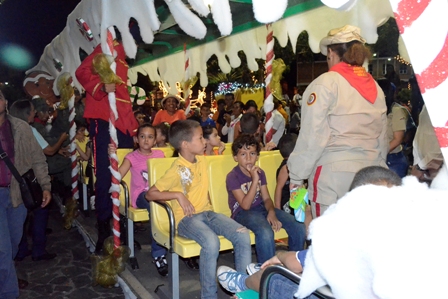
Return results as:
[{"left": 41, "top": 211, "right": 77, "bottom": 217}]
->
[{"left": 146, "top": 120, "right": 252, "bottom": 299}]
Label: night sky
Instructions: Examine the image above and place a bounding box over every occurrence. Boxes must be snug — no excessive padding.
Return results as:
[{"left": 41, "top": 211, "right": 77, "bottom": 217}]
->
[{"left": 0, "top": 0, "right": 81, "bottom": 70}]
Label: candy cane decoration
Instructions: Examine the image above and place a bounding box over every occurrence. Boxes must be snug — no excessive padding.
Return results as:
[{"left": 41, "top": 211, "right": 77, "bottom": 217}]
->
[
  {"left": 389, "top": 0, "right": 448, "bottom": 165},
  {"left": 184, "top": 43, "right": 192, "bottom": 115},
  {"left": 127, "top": 80, "right": 146, "bottom": 105},
  {"left": 103, "top": 27, "right": 121, "bottom": 249},
  {"left": 263, "top": 23, "right": 275, "bottom": 143},
  {"left": 68, "top": 88, "right": 79, "bottom": 202}
]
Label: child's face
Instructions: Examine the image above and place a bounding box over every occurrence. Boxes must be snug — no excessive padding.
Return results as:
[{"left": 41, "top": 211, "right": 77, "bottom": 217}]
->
[
  {"left": 135, "top": 113, "right": 145, "bottom": 125},
  {"left": 234, "top": 145, "right": 259, "bottom": 172},
  {"left": 200, "top": 107, "right": 210, "bottom": 118},
  {"left": 206, "top": 128, "right": 221, "bottom": 147},
  {"left": 76, "top": 127, "right": 86, "bottom": 136},
  {"left": 135, "top": 127, "right": 156, "bottom": 151},
  {"left": 185, "top": 126, "right": 206, "bottom": 155},
  {"left": 155, "top": 128, "right": 165, "bottom": 144}
]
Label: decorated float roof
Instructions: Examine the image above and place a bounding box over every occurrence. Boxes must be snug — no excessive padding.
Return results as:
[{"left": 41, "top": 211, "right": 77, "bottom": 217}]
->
[
  {"left": 132, "top": 0, "right": 323, "bottom": 66},
  {"left": 27, "top": 0, "right": 396, "bottom": 94}
]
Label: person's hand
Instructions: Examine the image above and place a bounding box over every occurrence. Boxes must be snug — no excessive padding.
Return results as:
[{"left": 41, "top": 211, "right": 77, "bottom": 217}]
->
[
  {"left": 108, "top": 144, "right": 117, "bottom": 156},
  {"left": 58, "top": 146, "right": 70, "bottom": 158},
  {"left": 77, "top": 134, "right": 86, "bottom": 143},
  {"left": 41, "top": 190, "right": 52, "bottom": 208},
  {"left": 289, "top": 181, "right": 305, "bottom": 191},
  {"left": 260, "top": 255, "right": 282, "bottom": 270},
  {"left": 177, "top": 193, "right": 195, "bottom": 217},
  {"left": 223, "top": 113, "right": 231, "bottom": 125},
  {"left": 264, "top": 141, "right": 277, "bottom": 151},
  {"left": 266, "top": 210, "right": 282, "bottom": 232},
  {"left": 103, "top": 83, "right": 116, "bottom": 93},
  {"left": 247, "top": 165, "right": 261, "bottom": 182},
  {"left": 218, "top": 141, "right": 226, "bottom": 155},
  {"left": 410, "top": 165, "right": 426, "bottom": 181}
]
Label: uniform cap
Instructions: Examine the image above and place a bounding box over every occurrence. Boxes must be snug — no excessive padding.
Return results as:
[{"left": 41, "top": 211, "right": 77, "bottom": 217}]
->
[{"left": 319, "top": 25, "right": 366, "bottom": 56}]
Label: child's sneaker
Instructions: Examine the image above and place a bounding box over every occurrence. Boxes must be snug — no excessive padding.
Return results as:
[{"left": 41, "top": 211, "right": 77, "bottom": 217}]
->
[
  {"left": 153, "top": 255, "right": 168, "bottom": 277},
  {"left": 217, "top": 266, "right": 247, "bottom": 293},
  {"left": 246, "top": 263, "right": 262, "bottom": 275}
]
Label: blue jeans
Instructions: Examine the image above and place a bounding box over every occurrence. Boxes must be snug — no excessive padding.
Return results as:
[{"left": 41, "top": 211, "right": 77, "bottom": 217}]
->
[
  {"left": 267, "top": 274, "right": 319, "bottom": 299},
  {"left": 0, "top": 188, "right": 27, "bottom": 299},
  {"left": 234, "top": 205, "right": 306, "bottom": 263},
  {"left": 177, "top": 211, "right": 251, "bottom": 299},
  {"left": 135, "top": 192, "right": 167, "bottom": 258},
  {"left": 387, "top": 151, "right": 408, "bottom": 178},
  {"left": 17, "top": 206, "right": 50, "bottom": 258}
]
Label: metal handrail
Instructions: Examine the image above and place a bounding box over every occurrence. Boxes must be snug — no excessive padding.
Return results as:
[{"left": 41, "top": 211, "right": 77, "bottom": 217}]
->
[
  {"left": 152, "top": 200, "right": 176, "bottom": 253},
  {"left": 259, "top": 265, "right": 334, "bottom": 299},
  {"left": 119, "top": 180, "right": 130, "bottom": 218}
]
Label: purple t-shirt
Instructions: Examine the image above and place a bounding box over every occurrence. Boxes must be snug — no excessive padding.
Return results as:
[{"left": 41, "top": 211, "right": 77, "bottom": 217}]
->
[
  {"left": 125, "top": 149, "right": 165, "bottom": 207},
  {"left": 226, "top": 165, "right": 267, "bottom": 218}
]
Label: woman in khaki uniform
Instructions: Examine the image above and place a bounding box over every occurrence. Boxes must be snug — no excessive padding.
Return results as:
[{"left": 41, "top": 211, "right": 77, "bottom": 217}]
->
[
  {"left": 288, "top": 25, "right": 388, "bottom": 220},
  {"left": 386, "top": 89, "right": 411, "bottom": 178}
]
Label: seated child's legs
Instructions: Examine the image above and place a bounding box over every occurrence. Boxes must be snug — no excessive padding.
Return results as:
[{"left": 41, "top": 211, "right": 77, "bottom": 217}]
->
[
  {"left": 268, "top": 274, "right": 300, "bottom": 298},
  {"left": 268, "top": 274, "right": 320, "bottom": 299},
  {"left": 135, "top": 192, "right": 167, "bottom": 259},
  {"left": 177, "top": 212, "right": 221, "bottom": 299},
  {"left": 274, "top": 208, "right": 306, "bottom": 251},
  {"left": 204, "top": 211, "right": 251, "bottom": 272},
  {"left": 234, "top": 205, "right": 275, "bottom": 263}
]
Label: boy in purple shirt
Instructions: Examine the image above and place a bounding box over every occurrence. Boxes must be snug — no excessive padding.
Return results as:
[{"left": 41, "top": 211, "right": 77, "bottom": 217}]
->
[{"left": 226, "top": 134, "right": 306, "bottom": 263}]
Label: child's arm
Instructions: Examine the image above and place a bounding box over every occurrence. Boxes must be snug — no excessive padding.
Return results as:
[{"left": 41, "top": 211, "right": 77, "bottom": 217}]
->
[
  {"left": 233, "top": 121, "right": 241, "bottom": 140},
  {"left": 75, "top": 143, "right": 90, "bottom": 161},
  {"left": 274, "top": 164, "right": 288, "bottom": 209},
  {"left": 145, "top": 185, "right": 195, "bottom": 216},
  {"left": 260, "top": 184, "right": 282, "bottom": 232},
  {"left": 108, "top": 144, "right": 131, "bottom": 178},
  {"left": 231, "top": 165, "right": 262, "bottom": 210},
  {"left": 218, "top": 141, "right": 226, "bottom": 155}
]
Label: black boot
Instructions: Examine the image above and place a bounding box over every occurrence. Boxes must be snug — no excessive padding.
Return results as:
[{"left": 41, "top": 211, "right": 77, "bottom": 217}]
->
[{"left": 95, "top": 218, "right": 111, "bottom": 254}]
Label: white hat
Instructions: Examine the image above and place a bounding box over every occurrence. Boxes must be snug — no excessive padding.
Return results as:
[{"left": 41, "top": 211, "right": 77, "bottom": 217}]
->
[
  {"left": 319, "top": 25, "right": 366, "bottom": 56},
  {"left": 161, "top": 94, "right": 181, "bottom": 107}
]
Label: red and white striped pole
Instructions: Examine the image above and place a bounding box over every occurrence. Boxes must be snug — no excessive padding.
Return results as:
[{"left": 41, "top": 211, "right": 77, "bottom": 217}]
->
[
  {"left": 389, "top": 0, "right": 448, "bottom": 164},
  {"left": 68, "top": 90, "right": 79, "bottom": 202},
  {"left": 103, "top": 27, "right": 121, "bottom": 249},
  {"left": 184, "top": 43, "right": 192, "bottom": 116},
  {"left": 263, "top": 23, "right": 275, "bottom": 143}
]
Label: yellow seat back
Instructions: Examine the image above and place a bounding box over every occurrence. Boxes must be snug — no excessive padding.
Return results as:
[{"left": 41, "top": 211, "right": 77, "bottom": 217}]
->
[
  {"left": 156, "top": 146, "right": 175, "bottom": 158},
  {"left": 206, "top": 155, "right": 238, "bottom": 217},
  {"left": 257, "top": 152, "right": 284, "bottom": 200},
  {"left": 117, "top": 149, "right": 134, "bottom": 211},
  {"left": 223, "top": 143, "right": 233, "bottom": 155},
  {"left": 148, "top": 157, "right": 177, "bottom": 248},
  {"left": 259, "top": 149, "right": 280, "bottom": 156}
]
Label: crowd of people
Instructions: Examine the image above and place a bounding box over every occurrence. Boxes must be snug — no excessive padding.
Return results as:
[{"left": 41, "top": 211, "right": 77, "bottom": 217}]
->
[{"left": 0, "top": 23, "right": 444, "bottom": 299}]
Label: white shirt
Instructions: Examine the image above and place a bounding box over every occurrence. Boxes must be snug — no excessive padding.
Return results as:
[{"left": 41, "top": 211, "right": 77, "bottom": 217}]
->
[
  {"left": 221, "top": 114, "right": 242, "bottom": 143},
  {"left": 271, "top": 109, "right": 285, "bottom": 145}
]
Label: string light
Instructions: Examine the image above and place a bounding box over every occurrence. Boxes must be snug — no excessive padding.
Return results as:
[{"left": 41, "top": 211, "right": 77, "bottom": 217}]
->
[
  {"left": 394, "top": 55, "right": 412, "bottom": 67},
  {"left": 215, "top": 82, "right": 265, "bottom": 96}
]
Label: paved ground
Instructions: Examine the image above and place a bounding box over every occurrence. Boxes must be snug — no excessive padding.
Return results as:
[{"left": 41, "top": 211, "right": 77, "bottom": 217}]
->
[
  {"left": 14, "top": 198, "right": 289, "bottom": 299},
  {"left": 15, "top": 202, "right": 125, "bottom": 299}
]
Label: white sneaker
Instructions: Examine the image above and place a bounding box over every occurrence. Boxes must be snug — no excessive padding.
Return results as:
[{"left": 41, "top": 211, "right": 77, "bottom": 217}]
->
[
  {"left": 217, "top": 266, "right": 245, "bottom": 293},
  {"left": 246, "top": 263, "right": 262, "bottom": 275}
]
